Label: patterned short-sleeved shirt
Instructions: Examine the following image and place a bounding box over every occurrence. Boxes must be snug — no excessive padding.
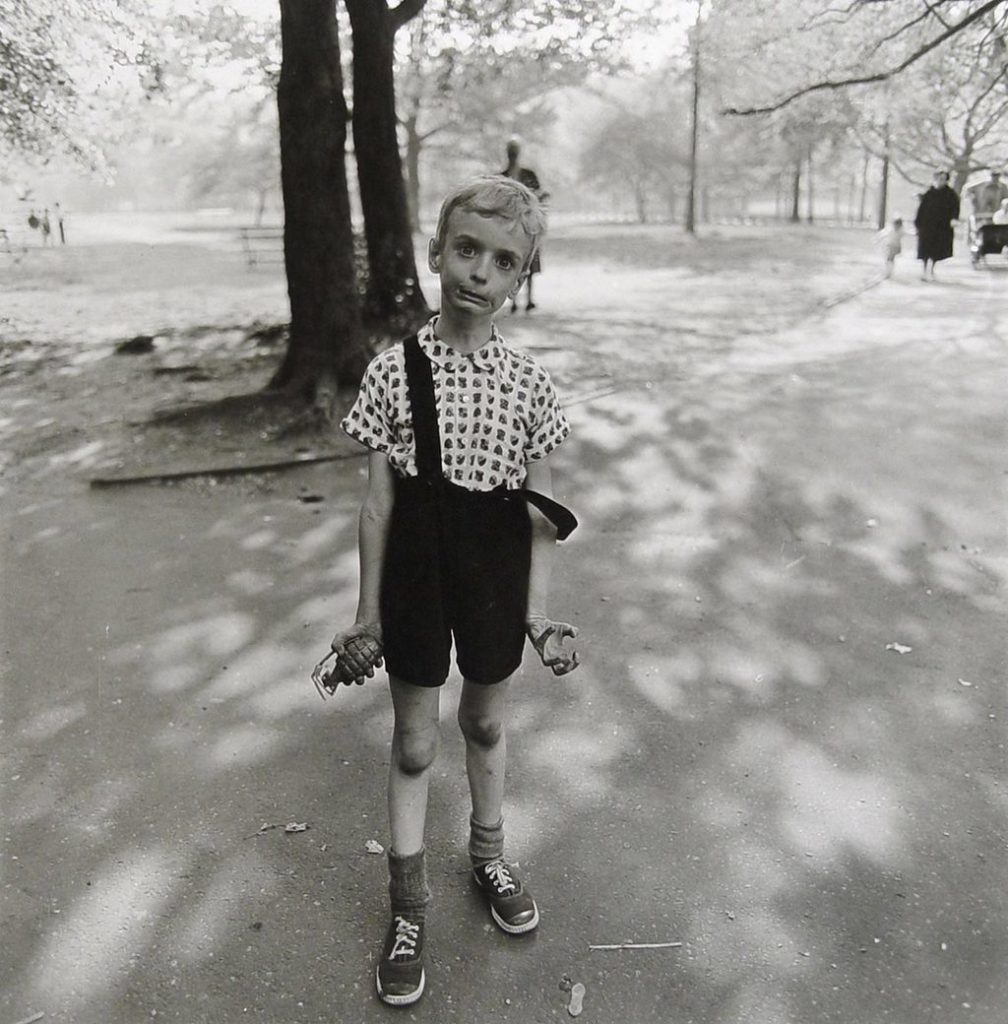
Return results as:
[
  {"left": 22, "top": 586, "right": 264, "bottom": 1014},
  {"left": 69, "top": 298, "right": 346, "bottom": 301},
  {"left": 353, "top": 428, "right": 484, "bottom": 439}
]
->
[{"left": 341, "top": 318, "right": 570, "bottom": 491}]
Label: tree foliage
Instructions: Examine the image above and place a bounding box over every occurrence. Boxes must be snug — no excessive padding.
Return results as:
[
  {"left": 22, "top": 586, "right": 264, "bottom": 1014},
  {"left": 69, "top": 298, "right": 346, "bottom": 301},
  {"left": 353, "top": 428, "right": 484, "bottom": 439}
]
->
[
  {"left": 0, "top": 0, "right": 152, "bottom": 170},
  {"left": 396, "top": 0, "right": 656, "bottom": 211}
]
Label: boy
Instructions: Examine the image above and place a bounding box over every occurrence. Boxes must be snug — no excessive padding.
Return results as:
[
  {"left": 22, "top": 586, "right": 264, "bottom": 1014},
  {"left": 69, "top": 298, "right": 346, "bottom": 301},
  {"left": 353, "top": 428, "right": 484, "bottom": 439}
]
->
[{"left": 322, "top": 176, "right": 580, "bottom": 1007}]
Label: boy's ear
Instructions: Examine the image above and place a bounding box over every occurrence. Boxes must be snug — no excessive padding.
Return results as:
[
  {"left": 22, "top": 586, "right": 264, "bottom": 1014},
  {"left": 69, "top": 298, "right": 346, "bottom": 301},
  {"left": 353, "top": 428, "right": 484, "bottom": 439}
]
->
[
  {"left": 507, "top": 270, "right": 529, "bottom": 299},
  {"left": 427, "top": 238, "right": 442, "bottom": 273}
]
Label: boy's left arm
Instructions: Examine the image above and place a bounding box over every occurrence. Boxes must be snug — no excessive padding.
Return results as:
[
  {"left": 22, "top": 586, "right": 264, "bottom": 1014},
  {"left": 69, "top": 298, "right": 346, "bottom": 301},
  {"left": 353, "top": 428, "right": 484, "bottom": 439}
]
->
[{"left": 524, "top": 456, "right": 580, "bottom": 675}]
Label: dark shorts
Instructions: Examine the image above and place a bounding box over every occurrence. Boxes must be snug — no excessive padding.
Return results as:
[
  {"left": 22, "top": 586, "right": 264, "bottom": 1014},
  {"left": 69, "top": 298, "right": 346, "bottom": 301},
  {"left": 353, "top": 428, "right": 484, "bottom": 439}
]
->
[{"left": 380, "top": 475, "right": 532, "bottom": 687}]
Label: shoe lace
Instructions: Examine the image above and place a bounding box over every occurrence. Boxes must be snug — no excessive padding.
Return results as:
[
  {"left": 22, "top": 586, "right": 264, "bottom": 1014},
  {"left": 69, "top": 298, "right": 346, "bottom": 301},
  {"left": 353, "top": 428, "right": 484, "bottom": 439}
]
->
[
  {"left": 389, "top": 916, "right": 420, "bottom": 960},
  {"left": 484, "top": 860, "right": 516, "bottom": 895}
]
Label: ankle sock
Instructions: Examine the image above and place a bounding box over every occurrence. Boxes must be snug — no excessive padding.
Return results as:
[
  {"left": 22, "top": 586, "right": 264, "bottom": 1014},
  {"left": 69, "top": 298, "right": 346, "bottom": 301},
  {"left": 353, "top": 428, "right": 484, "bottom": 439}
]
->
[
  {"left": 388, "top": 847, "right": 430, "bottom": 921},
  {"left": 468, "top": 815, "right": 505, "bottom": 867}
]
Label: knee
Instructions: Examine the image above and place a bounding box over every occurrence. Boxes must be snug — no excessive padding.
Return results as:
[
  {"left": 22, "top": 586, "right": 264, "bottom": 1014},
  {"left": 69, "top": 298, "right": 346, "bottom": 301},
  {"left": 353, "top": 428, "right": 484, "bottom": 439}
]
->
[
  {"left": 394, "top": 727, "right": 438, "bottom": 776},
  {"left": 458, "top": 707, "right": 504, "bottom": 749}
]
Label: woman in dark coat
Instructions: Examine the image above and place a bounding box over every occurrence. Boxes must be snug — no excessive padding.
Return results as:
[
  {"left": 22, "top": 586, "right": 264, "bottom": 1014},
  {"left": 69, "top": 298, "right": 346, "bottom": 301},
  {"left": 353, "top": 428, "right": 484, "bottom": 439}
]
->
[{"left": 914, "top": 170, "right": 961, "bottom": 280}]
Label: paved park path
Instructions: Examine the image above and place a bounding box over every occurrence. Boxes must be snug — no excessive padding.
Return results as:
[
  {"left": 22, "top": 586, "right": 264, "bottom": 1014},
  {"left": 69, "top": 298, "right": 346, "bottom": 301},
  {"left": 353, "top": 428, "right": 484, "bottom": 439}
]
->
[{"left": 2, "top": 236, "right": 1005, "bottom": 1024}]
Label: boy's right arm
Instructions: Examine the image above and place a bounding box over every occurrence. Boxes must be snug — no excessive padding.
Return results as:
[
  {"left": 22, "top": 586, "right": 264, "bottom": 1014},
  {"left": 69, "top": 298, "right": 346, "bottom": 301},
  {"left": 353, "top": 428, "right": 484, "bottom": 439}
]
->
[
  {"left": 329, "top": 450, "right": 395, "bottom": 681},
  {"left": 355, "top": 450, "right": 395, "bottom": 628}
]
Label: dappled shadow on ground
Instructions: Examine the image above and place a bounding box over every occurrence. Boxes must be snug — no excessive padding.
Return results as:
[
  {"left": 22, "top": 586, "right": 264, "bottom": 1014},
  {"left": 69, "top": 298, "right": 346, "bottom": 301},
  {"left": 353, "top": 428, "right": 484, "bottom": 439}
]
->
[{"left": 3, "top": 243, "right": 1006, "bottom": 1023}]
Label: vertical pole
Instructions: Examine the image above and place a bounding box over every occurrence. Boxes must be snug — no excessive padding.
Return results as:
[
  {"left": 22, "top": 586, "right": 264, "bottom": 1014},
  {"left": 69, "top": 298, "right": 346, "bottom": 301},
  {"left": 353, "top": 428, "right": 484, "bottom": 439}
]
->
[
  {"left": 877, "top": 119, "right": 891, "bottom": 229},
  {"left": 685, "top": 0, "right": 702, "bottom": 234}
]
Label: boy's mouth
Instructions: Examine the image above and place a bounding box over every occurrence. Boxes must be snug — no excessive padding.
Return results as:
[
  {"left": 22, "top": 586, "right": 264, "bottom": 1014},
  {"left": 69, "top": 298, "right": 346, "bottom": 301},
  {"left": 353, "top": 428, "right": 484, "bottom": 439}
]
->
[{"left": 457, "top": 287, "right": 487, "bottom": 305}]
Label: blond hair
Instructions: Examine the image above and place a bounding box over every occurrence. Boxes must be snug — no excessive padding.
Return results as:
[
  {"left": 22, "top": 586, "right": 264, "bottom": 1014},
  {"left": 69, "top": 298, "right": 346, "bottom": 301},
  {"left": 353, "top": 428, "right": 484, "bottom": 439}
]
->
[{"left": 433, "top": 175, "right": 547, "bottom": 272}]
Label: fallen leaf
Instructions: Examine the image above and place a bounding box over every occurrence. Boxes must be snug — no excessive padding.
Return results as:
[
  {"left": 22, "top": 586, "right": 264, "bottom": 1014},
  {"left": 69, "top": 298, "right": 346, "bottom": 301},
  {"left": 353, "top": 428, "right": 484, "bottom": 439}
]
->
[
  {"left": 885, "top": 642, "right": 912, "bottom": 654},
  {"left": 365, "top": 839, "right": 384, "bottom": 855},
  {"left": 284, "top": 822, "right": 309, "bottom": 834},
  {"left": 568, "top": 981, "right": 586, "bottom": 1017},
  {"left": 958, "top": 678, "right": 973, "bottom": 687}
]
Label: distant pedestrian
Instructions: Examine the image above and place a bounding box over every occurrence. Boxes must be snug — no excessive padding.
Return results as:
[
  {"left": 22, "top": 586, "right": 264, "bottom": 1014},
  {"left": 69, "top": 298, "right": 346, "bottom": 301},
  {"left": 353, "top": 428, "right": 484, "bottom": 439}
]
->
[
  {"left": 27, "top": 209, "right": 39, "bottom": 232},
  {"left": 964, "top": 169, "right": 1008, "bottom": 223},
  {"left": 501, "top": 138, "right": 549, "bottom": 312},
  {"left": 54, "top": 202, "right": 66, "bottom": 244},
  {"left": 914, "top": 171, "right": 960, "bottom": 281},
  {"left": 41, "top": 209, "right": 52, "bottom": 246},
  {"left": 318, "top": 175, "right": 579, "bottom": 1008},
  {"left": 877, "top": 217, "right": 904, "bottom": 278}
]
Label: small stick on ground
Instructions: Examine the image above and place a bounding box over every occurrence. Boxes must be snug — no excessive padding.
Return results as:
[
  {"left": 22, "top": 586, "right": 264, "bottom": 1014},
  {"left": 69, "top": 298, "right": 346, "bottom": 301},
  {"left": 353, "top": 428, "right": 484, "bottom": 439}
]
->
[
  {"left": 589, "top": 941, "right": 683, "bottom": 950},
  {"left": 90, "top": 451, "right": 359, "bottom": 488},
  {"left": 10, "top": 1012, "right": 46, "bottom": 1024}
]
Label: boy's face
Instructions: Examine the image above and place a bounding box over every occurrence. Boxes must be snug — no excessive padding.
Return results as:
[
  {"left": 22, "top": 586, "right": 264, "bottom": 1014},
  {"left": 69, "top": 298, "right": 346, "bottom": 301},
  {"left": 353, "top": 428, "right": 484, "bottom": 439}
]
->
[{"left": 429, "top": 209, "right": 533, "bottom": 319}]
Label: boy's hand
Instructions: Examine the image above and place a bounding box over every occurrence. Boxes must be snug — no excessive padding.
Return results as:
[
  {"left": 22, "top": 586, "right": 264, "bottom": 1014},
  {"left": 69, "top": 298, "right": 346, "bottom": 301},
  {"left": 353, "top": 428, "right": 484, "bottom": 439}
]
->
[
  {"left": 312, "top": 623, "right": 383, "bottom": 696},
  {"left": 526, "top": 614, "right": 580, "bottom": 676}
]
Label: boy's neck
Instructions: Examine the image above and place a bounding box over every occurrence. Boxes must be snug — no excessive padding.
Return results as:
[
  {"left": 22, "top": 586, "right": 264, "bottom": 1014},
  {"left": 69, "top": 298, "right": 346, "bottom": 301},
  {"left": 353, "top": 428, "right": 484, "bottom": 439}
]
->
[{"left": 434, "top": 309, "right": 496, "bottom": 354}]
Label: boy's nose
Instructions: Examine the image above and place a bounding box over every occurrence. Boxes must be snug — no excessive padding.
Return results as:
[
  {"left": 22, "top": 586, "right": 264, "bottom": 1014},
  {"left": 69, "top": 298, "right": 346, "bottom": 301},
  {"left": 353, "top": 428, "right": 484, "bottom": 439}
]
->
[{"left": 470, "top": 255, "right": 491, "bottom": 282}]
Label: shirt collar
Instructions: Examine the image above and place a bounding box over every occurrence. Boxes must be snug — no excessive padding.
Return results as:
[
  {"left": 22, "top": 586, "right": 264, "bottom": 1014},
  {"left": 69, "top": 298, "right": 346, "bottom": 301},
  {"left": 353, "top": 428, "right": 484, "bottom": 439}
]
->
[{"left": 418, "top": 317, "right": 506, "bottom": 374}]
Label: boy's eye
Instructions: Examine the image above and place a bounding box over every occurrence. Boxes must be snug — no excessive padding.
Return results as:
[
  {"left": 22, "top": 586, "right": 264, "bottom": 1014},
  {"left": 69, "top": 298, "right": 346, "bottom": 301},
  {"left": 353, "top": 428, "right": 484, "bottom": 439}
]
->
[
  {"left": 496, "top": 256, "right": 514, "bottom": 270},
  {"left": 458, "top": 243, "right": 477, "bottom": 257}
]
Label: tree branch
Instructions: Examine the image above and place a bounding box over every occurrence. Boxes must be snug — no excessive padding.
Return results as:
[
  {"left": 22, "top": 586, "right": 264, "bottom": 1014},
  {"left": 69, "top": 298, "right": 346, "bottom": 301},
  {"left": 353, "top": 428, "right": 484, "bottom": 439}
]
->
[
  {"left": 724, "top": 0, "right": 1004, "bottom": 115},
  {"left": 390, "top": 0, "right": 427, "bottom": 34}
]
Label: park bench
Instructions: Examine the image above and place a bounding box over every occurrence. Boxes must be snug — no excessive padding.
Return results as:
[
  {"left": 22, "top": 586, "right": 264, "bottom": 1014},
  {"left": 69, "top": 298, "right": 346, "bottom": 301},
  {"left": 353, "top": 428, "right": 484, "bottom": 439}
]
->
[{"left": 239, "top": 226, "right": 284, "bottom": 267}]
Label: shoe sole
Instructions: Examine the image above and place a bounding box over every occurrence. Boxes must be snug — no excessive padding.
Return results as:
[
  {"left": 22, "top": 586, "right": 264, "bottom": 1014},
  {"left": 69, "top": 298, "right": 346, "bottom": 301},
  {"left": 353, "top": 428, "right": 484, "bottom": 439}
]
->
[
  {"left": 376, "top": 966, "right": 425, "bottom": 1006},
  {"left": 490, "top": 901, "right": 540, "bottom": 935}
]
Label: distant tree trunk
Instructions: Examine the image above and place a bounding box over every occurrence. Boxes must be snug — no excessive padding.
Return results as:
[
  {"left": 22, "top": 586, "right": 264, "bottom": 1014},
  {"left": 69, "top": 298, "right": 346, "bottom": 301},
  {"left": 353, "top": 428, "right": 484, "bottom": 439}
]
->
[
  {"left": 271, "top": 0, "right": 368, "bottom": 400},
  {"left": 344, "top": 0, "right": 430, "bottom": 330},
  {"left": 254, "top": 187, "right": 269, "bottom": 227},
  {"left": 858, "top": 151, "right": 870, "bottom": 223},
  {"left": 403, "top": 112, "right": 422, "bottom": 233},
  {"left": 790, "top": 161, "right": 801, "bottom": 222},
  {"left": 877, "top": 152, "right": 890, "bottom": 229},
  {"left": 685, "top": 0, "right": 702, "bottom": 234},
  {"left": 805, "top": 146, "right": 814, "bottom": 223},
  {"left": 634, "top": 182, "right": 648, "bottom": 223}
]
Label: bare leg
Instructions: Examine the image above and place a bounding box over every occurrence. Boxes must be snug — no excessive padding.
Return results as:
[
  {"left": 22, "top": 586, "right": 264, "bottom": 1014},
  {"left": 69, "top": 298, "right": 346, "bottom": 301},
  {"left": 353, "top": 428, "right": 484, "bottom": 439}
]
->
[
  {"left": 388, "top": 676, "right": 441, "bottom": 856},
  {"left": 458, "top": 676, "right": 511, "bottom": 826}
]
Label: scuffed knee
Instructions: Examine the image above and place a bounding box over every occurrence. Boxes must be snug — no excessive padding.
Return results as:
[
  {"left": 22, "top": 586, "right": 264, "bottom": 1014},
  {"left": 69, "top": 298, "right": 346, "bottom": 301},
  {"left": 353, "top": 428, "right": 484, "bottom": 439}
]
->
[
  {"left": 458, "top": 708, "right": 504, "bottom": 750},
  {"left": 394, "top": 728, "right": 438, "bottom": 776}
]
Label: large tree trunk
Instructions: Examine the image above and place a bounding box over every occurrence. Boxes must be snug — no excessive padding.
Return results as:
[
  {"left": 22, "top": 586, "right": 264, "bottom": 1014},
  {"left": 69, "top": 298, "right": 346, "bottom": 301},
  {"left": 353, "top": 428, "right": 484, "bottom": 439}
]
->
[
  {"left": 271, "top": 0, "right": 368, "bottom": 399},
  {"left": 344, "top": 0, "right": 430, "bottom": 330},
  {"left": 790, "top": 161, "right": 802, "bottom": 223}
]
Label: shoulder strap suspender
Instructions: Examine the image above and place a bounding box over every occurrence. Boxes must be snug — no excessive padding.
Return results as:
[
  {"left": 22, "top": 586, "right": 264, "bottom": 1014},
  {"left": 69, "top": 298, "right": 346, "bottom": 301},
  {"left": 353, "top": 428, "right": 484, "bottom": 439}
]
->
[
  {"left": 403, "top": 334, "right": 442, "bottom": 483},
  {"left": 402, "top": 332, "right": 578, "bottom": 540}
]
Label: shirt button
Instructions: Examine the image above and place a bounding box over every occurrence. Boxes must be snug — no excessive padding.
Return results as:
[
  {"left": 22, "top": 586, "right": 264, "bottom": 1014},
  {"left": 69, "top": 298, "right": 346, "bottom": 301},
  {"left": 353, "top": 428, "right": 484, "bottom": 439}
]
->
[{"left": 460, "top": 395, "right": 469, "bottom": 403}]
